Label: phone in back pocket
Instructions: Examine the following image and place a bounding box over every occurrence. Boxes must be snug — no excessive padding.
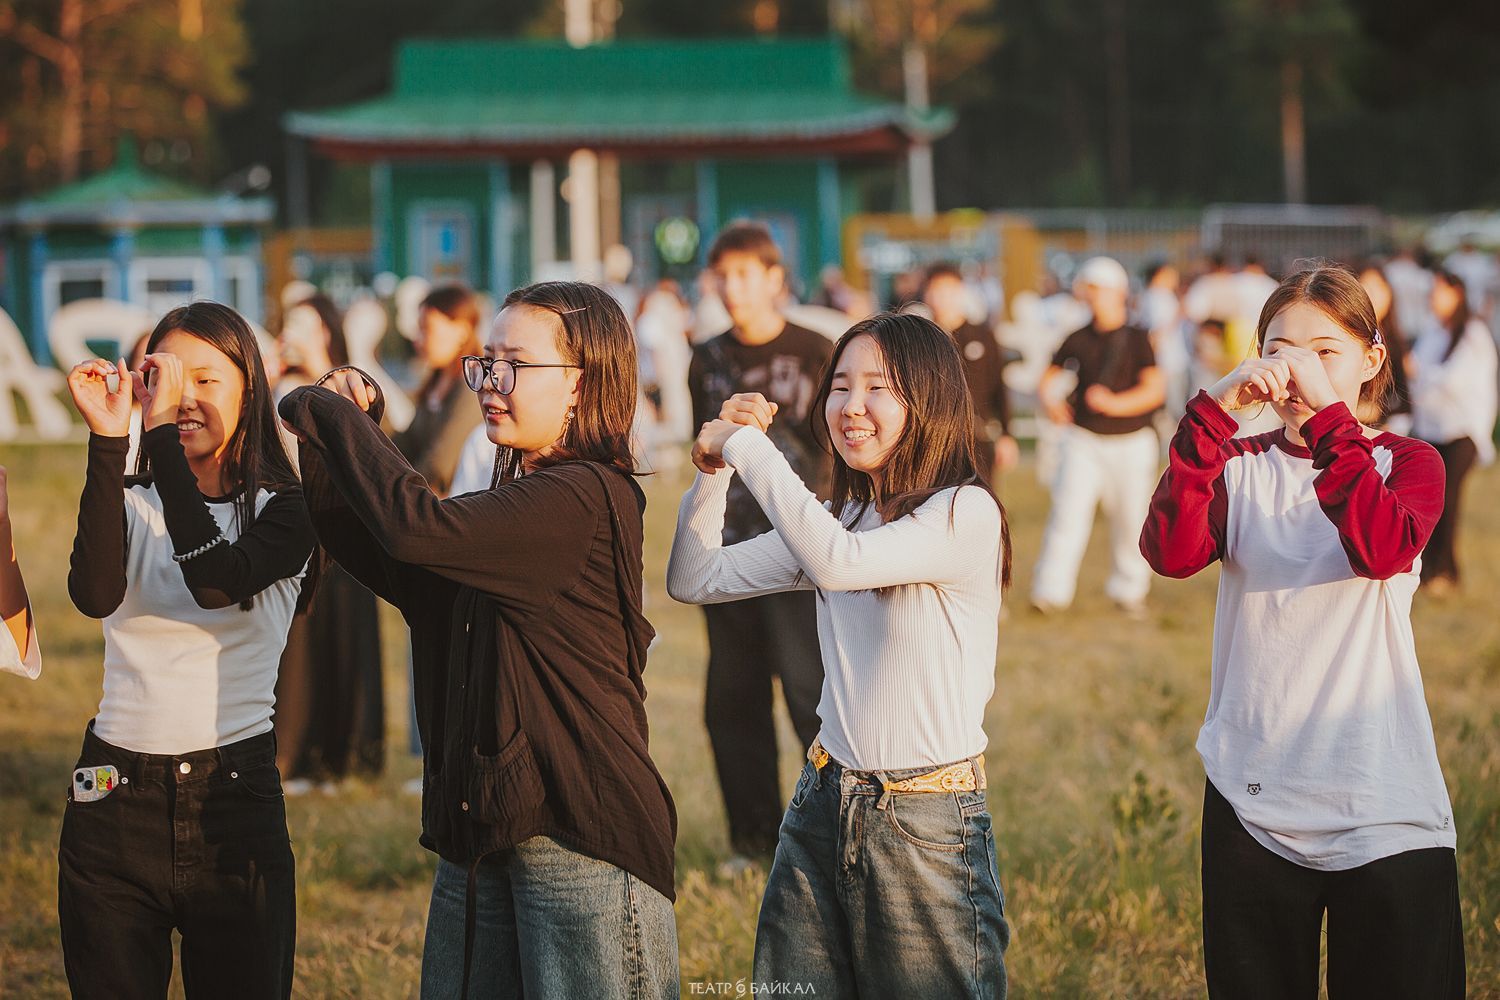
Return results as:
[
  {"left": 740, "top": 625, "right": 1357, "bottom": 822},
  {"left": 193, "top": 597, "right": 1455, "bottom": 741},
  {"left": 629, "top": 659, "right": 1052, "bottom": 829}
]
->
[{"left": 72, "top": 765, "right": 120, "bottom": 803}]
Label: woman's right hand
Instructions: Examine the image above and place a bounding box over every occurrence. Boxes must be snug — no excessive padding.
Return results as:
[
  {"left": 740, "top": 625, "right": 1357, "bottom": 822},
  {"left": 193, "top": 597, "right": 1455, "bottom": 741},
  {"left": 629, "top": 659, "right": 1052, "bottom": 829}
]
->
[
  {"left": 66, "top": 358, "right": 134, "bottom": 437},
  {"left": 692, "top": 419, "right": 745, "bottom": 474},
  {"left": 1207, "top": 357, "right": 1292, "bottom": 412}
]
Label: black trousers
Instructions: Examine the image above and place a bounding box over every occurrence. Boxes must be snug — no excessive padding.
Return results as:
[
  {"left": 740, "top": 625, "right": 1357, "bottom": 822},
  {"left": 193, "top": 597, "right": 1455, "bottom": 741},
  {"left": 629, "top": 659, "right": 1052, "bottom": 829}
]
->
[
  {"left": 58, "top": 724, "right": 296, "bottom": 1000},
  {"left": 274, "top": 562, "right": 385, "bottom": 780},
  {"left": 1421, "top": 436, "right": 1479, "bottom": 585},
  {"left": 703, "top": 590, "right": 825, "bottom": 857},
  {"left": 1201, "top": 780, "right": 1464, "bottom": 1000}
]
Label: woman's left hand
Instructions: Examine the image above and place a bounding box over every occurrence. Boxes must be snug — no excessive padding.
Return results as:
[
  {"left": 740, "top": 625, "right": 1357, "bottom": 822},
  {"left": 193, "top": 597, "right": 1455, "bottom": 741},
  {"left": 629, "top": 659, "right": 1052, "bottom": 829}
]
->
[
  {"left": 718, "top": 392, "right": 778, "bottom": 431},
  {"left": 1271, "top": 346, "right": 1341, "bottom": 412},
  {"left": 322, "top": 368, "right": 378, "bottom": 412},
  {"left": 133, "top": 353, "right": 186, "bottom": 431},
  {"left": 692, "top": 419, "right": 746, "bottom": 475}
]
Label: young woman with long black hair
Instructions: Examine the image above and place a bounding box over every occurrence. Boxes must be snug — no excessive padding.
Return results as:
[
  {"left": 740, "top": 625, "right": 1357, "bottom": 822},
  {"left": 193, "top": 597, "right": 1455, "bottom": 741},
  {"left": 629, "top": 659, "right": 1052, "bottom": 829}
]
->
[
  {"left": 1355, "top": 261, "right": 1414, "bottom": 427},
  {"left": 393, "top": 283, "right": 486, "bottom": 497},
  {"left": 669, "top": 312, "right": 1012, "bottom": 998},
  {"left": 272, "top": 293, "right": 386, "bottom": 789},
  {"left": 278, "top": 280, "right": 678, "bottom": 999},
  {"left": 1142, "top": 265, "right": 1465, "bottom": 998},
  {"left": 62, "top": 301, "right": 315, "bottom": 999}
]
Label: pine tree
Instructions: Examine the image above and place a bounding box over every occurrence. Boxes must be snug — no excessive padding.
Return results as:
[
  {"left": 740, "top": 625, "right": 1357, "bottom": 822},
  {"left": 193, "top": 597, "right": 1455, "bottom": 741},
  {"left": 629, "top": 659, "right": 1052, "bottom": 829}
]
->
[{"left": 0, "top": 0, "right": 248, "bottom": 197}]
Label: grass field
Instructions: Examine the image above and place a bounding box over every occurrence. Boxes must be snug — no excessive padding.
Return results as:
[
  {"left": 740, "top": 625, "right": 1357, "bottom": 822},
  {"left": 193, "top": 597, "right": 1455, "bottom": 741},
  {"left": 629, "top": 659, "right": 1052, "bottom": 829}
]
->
[{"left": 1, "top": 441, "right": 1496, "bottom": 998}]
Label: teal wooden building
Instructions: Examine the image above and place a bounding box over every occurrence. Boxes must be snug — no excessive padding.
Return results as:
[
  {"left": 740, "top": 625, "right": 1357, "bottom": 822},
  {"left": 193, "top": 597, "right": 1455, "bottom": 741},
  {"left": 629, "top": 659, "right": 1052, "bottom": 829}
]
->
[
  {"left": 285, "top": 37, "right": 951, "bottom": 295},
  {"left": 0, "top": 138, "right": 273, "bottom": 365}
]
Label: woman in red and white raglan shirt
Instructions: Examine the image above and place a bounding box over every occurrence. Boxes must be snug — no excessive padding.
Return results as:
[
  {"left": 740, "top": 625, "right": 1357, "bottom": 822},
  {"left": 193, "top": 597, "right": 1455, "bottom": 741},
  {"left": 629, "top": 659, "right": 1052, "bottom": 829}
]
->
[{"left": 1141, "top": 265, "right": 1465, "bottom": 999}]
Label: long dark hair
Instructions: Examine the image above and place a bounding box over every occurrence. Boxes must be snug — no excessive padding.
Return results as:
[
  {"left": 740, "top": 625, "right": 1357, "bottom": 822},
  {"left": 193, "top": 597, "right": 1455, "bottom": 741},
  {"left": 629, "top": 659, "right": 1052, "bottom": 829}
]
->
[
  {"left": 1356, "top": 261, "right": 1411, "bottom": 418},
  {"left": 1432, "top": 268, "right": 1472, "bottom": 363},
  {"left": 492, "top": 281, "right": 638, "bottom": 482},
  {"left": 284, "top": 294, "right": 349, "bottom": 375},
  {"left": 133, "top": 301, "right": 299, "bottom": 610},
  {"left": 811, "top": 312, "right": 1012, "bottom": 589}
]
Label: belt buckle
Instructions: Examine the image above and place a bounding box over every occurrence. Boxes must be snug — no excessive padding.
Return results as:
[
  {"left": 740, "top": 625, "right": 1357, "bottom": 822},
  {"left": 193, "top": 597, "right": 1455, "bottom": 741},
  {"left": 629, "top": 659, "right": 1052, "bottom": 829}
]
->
[{"left": 882, "top": 759, "right": 979, "bottom": 795}]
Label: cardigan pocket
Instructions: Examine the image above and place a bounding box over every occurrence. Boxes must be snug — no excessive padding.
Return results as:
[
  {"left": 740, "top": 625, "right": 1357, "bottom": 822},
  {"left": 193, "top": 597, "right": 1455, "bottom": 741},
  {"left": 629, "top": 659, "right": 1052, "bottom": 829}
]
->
[{"left": 467, "top": 730, "right": 546, "bottom": 829}]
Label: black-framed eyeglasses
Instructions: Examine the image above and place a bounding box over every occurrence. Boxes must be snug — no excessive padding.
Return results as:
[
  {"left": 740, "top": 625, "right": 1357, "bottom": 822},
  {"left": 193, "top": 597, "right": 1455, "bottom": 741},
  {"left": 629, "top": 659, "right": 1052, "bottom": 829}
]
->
[{"left": 461, "top": 355, "right": 581, "bottom": 395}]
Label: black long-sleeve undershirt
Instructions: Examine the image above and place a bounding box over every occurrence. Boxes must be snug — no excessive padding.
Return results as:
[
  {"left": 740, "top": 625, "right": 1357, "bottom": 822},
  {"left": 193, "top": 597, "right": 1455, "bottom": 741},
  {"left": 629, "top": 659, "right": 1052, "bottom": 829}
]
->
[{"left": 68, "top": 428, "right": 315, "bottom": 617}]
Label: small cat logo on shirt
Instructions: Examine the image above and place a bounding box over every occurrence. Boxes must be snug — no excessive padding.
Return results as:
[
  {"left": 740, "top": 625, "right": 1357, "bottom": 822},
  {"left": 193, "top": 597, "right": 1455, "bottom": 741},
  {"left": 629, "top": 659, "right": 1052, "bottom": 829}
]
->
[{"left": 1247, "top": 783, "right": 1261, "bottom": 796}]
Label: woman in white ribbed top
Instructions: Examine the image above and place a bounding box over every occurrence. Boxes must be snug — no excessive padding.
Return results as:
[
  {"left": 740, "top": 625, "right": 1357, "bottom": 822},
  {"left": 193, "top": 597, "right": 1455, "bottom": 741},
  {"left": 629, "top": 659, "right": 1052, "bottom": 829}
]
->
[{"left": 669, "top": 313, "right": 1012, "bottom": 1000}]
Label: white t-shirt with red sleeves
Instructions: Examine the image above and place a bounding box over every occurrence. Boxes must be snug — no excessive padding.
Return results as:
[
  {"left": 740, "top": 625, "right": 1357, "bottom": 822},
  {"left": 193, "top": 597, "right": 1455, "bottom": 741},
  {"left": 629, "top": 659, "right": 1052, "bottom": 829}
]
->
[{"left": 1143, "top": 392, "right": 1456, "bottom": 870}]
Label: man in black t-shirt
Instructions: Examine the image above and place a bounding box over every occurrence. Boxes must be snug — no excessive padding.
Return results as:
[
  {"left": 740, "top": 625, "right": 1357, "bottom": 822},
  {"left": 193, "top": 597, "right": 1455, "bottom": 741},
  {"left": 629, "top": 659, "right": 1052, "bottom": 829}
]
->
[
  {"left": 1032, "top": 256, "right": 1164, "bottom": 617},
  {"left": 686, "top": 222, "right": 831, "bottom": 872},
  {"left": 922, "top": 263, "right": 1019, "bottom": 483}
]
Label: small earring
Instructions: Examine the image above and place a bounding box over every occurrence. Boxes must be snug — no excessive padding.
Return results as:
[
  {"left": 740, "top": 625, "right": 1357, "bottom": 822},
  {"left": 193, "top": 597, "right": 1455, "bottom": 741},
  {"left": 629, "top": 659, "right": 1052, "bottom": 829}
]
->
[{"left": 561, "top": 407, "right": 575, "bottom": 440}]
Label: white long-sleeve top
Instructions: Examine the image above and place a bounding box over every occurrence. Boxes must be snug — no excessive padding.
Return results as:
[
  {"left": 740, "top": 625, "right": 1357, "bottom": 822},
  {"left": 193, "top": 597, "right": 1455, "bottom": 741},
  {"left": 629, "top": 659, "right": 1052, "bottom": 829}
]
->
[
  {"left": 667, "top": 426, "right": 1004, "bottom": 771},
  {"left": 1409, "top": 317, "right": 1499, "bottom": 465}
]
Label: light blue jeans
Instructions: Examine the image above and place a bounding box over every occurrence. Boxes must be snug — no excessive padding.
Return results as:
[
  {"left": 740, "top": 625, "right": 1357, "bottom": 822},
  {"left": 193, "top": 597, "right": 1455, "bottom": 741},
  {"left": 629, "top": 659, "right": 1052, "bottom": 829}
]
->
[
  {"left": 420, "top": 836, "right": 679, "bottom": 1000},
  {"left": 753, "top": 757, "right": 1009, "bottom": 998}
]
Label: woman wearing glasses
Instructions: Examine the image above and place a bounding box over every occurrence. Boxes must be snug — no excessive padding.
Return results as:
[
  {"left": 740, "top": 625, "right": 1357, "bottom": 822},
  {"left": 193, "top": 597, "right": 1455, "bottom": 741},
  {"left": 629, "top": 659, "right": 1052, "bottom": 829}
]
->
[{"left": 279, "top": 281, "right": 679, "bottom": 1000}]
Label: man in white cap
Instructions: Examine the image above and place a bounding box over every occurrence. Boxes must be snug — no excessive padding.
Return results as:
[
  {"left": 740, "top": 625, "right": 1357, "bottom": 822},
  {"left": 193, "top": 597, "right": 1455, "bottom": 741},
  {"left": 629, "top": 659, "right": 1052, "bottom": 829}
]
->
[{"left": 1032, "top": 256, "right": 1164, "bottom": 617}]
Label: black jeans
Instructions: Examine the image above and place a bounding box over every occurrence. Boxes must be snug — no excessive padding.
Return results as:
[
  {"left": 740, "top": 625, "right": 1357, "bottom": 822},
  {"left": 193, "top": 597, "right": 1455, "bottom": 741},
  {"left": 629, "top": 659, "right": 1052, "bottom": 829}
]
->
[
  {"left": 1201, "top": 780, "right": 1465, "bottom": 999},
  {"left": 703, "top": 590, "right": 824, "bottom": 857},
  {"left": 1422, "top": 436, "right": 1479, "bottom": 584},
  {"left": 58, "top": 724, "right": 296, "bottom": 1000}
]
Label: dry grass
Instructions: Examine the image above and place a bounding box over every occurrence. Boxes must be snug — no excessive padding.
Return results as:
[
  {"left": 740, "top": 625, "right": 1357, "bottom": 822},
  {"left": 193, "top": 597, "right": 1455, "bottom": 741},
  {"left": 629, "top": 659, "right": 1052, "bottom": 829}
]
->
[{"left": 1, "top": 441, "right": 1496, "bottom": 998}]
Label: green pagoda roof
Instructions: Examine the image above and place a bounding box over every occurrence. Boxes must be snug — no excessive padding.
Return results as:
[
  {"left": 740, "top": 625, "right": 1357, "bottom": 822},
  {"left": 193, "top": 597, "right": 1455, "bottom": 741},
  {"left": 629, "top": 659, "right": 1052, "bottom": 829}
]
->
[
  {"left": 286, "top": 37, "right": 953, "bottom": 158},
  {"left": 0, "top": 136, "right": 273, "bottom": 227}
]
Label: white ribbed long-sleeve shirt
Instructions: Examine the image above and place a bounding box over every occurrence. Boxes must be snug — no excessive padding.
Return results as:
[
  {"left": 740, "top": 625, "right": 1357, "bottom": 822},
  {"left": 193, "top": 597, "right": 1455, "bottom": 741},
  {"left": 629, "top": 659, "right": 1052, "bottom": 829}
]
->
[{"left": 667, "top": 426, "right": 1004, "bottom": 771}]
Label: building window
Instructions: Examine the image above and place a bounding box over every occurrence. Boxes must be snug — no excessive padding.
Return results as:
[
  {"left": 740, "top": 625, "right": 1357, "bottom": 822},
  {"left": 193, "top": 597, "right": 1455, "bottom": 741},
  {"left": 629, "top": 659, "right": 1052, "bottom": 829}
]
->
[
  {"left": 222, "top": 257, "right": 261, "bottom": 322},
  {"left": 42, "top": 260, "right": 119, "bottom": 319},
  {"left": 127, "top": 258, "right": 213, "bottom": 317}
]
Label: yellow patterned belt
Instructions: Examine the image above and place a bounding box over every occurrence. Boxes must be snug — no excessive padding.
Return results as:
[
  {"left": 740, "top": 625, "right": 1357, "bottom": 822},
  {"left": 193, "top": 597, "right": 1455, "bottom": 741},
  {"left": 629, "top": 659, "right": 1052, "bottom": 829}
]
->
[{"left": 807, "top": 739, "right": 986, "bottom": 793}]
